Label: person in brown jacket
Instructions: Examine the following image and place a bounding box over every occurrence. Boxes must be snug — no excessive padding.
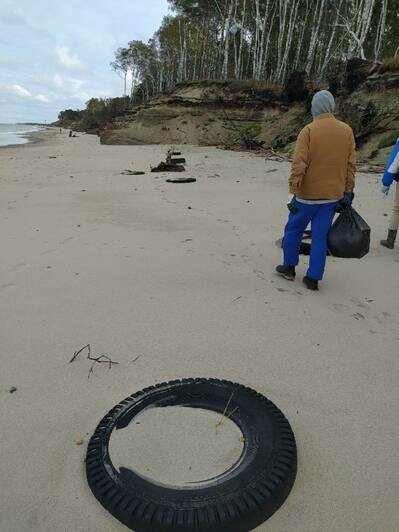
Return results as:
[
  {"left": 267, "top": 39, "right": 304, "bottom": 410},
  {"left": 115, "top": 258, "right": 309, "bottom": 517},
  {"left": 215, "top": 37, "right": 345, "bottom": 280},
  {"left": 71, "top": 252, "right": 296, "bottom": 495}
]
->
[{"left": 276, "top": 90, "right": 356, "bottom": 290}]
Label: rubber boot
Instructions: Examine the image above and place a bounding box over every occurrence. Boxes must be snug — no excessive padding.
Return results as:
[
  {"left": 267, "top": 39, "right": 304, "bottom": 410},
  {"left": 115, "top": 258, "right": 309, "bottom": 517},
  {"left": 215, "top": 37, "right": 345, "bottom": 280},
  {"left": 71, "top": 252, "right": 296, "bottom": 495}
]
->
[
  {"left": 380, "top": 229, "right": 397, "bottom": 249},
  {"left": 303, "top": 276, "right": 319, "bottom": 291},
  {"left": 275, "top": 265, "right": 296, "bottom": 281}
]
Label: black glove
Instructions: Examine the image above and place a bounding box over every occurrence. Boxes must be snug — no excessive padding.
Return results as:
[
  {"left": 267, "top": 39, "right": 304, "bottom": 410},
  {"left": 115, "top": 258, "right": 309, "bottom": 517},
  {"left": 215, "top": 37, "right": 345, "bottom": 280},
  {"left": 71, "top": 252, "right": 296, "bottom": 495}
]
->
[
  {"left": 336, "top": 191, "right": 354, "bottom": 213},
  {"left": 287, "top": 196, "right": 299, "bottom": 214}
]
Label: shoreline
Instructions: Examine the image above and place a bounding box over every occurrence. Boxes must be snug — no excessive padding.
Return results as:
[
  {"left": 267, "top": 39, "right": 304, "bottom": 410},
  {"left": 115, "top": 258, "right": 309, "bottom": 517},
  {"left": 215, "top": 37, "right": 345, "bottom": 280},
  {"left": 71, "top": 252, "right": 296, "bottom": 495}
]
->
[{"left": 0, "top": 127, "right": 57, "bottom": 149}]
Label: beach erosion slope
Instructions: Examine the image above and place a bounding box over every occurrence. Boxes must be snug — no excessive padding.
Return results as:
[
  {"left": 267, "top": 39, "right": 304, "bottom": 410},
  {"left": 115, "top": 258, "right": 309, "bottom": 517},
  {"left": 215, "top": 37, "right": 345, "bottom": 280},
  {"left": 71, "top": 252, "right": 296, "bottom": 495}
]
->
[{"left": 98, "top": 61, "right": 399, "bottom": 166}]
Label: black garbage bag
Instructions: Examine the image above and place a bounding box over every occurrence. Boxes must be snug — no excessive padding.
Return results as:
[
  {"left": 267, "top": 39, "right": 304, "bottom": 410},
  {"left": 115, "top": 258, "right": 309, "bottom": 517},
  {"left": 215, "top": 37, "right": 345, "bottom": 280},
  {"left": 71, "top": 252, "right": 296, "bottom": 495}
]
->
[{"left": 327, "top": 206, "right": 370, "bottom": 258}]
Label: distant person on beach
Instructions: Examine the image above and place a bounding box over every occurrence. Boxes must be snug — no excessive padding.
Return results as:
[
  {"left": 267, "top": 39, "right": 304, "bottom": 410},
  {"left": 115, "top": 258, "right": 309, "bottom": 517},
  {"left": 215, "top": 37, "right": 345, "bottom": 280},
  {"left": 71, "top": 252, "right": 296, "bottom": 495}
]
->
[
  {"left": 59, "top": 128, "right": 62, "bottom": 134},
  {"left": 69, "top": 130, "right": 72, "bottom": 137},
  {"left": 276, "top": 90, "right": 356, "bottom": 290},
  {"left": 380, "top": 137, "right": 399, "bottom": 249}
]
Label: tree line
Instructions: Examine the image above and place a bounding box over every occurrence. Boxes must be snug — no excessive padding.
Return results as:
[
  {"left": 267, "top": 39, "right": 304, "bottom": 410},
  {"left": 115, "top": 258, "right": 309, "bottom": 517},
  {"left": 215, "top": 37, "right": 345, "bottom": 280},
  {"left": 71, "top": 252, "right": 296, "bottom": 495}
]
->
[
  {"left": 111, "top": 0, "right": 398, "bottom": 100},
  {"left": 57, "top": 96, "right": 130, "bottom": 129}
]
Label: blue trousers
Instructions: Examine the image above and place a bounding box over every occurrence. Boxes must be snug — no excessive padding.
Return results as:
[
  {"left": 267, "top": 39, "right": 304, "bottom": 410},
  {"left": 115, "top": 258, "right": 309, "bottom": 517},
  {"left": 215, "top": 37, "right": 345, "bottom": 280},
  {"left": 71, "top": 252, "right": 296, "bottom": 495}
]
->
[{"left": 283, "top": 201, "right": 337, "bottom": 281}]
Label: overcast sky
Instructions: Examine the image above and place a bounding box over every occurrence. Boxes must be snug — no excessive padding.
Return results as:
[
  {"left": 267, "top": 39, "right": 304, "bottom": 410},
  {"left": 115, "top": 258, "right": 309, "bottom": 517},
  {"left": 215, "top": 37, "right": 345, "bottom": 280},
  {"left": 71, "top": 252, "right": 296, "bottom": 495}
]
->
[{"left": 0, "top": 0, "right": 169, "bottom": 123}]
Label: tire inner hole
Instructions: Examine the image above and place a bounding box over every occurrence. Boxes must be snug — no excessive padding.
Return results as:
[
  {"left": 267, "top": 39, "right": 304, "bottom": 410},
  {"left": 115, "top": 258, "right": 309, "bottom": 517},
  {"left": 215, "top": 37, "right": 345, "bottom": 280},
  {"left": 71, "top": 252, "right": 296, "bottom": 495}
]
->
[{"left": 109, "top": 406, "right": 245, "bottom": 487}]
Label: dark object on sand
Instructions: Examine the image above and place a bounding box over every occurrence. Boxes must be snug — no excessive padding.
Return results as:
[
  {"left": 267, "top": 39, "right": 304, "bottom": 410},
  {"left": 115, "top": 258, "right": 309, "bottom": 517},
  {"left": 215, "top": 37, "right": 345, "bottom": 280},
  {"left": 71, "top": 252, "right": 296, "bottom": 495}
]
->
[
  {"left": 151, "top": 162, "right": 185, "bottom": 172},
  {"left": 151, "top": 148, "right": 186, "bottom": 173},
  {"left": 276, "top": 230, "right": 327, "bottom": 256},
  {"left": 328, "top": 206, "right": 370, "bottom": 258},
  {"left": 121, "top": 170, "right": 145, "bottom": 175},
  {"left": 166, "top": 177, "right": 196, "bottom": 184},
  {"left": 86, "top": 378, "right": 297, "bottom": 532}
]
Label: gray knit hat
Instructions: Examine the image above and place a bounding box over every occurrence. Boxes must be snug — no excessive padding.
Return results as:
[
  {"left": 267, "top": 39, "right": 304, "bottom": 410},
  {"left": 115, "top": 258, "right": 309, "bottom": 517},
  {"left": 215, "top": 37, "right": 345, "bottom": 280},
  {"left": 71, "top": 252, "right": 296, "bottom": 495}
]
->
[{"left": 311, "top": 90, "right": 335, "bottom": 117}]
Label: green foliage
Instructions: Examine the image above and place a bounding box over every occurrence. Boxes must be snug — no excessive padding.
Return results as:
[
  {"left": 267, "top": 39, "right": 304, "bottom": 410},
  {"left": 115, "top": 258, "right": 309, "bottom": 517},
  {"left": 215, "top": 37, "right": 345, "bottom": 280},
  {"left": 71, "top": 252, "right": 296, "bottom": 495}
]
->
[
  {"left": 245, "top": 123, "right": 262, "bottom": 138},
  {"left": 57, "top": 109, "right": 85, "bottom": 124},
  {"left": 230, "top": 122, "right": 262, "bottom": 143},
  {"left": 378, "top": 131, "right": 399, "bottom": 149},
  {"left": 379, "top": 56, "right": 399, "bottom": 73},
  {"left": 57, "top": 97, "right": 130, "bottom": 129}
]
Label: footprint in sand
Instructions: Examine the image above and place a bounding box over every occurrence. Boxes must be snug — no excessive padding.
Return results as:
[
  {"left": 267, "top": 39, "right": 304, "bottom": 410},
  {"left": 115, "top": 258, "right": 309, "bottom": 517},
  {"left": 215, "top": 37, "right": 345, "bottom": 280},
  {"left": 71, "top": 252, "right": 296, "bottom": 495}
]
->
[
  {"left": 350, "top": 297, "right": 367, "bottom": 309},
  {"left": 253, "top": 269, "right": 266, "bottom": 280},
  {"left": 0, "top": 283, "right": 16, "bottom": 292},
  {"left": 40, "top": 248, "right": 57, "bottom": 256},
  {"left": 59, "top": 236, "right": 74, "bottom": 244},
  {"left": 331, "top": 302, "right": 351, "bottom": 312},
  {"left": 13, "top": 263, "right": 27, "bottom": 271}
]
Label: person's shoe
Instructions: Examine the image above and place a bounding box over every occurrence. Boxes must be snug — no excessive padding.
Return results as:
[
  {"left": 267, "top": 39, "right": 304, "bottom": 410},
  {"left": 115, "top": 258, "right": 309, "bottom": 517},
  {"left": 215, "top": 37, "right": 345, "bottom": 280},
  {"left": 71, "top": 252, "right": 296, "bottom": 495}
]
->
[
  {"left": 275, "top": 265, "right": 296, "bottom": 281},
  {"left": 380, "top": 229, "right": 397, "bottom": 249},
  {"left": 303, "top": 275, "right": 319, "bottom": 291}
]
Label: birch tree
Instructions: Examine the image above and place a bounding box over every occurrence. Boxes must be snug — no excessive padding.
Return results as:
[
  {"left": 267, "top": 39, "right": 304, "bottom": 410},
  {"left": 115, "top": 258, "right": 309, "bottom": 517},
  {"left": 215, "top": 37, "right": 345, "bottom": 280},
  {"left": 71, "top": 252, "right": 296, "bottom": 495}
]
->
[{"left": 111, "top": 0, "right": 397, "bottom": 101}]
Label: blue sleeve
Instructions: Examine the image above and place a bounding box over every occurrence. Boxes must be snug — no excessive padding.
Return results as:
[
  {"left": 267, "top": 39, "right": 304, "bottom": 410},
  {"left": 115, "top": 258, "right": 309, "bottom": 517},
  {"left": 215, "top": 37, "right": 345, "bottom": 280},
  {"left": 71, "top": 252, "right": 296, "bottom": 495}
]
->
[{"left": 382, "top": 139, "right": 399, "bottom": 187}]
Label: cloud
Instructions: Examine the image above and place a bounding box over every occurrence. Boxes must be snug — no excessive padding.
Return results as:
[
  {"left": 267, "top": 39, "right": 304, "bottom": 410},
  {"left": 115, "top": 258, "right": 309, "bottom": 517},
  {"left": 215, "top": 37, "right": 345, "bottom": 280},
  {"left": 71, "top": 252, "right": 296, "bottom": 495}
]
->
[
  {"left": 35, "top": 94, "right": 50, "bottom": 103},
  {"left": 55, "top": 45, "right": 85, "bottom": 70},
  {"left": 11, "top": 84, "right": 32, "bottom": 97},
  {"left": 0, "top": 8, "right": 52, "bottom": 40},
  {"left": 0, "top": 0, "right": 169, "bottom": 122},
  {"left": 53, "top": 74, "right": 63, "bottom": 88},
  {"left": 0, "top": 83, "right": 50, "bottom": 103},
  {"left": 72, "top": 90, "right": 91, "bottom": 103}
]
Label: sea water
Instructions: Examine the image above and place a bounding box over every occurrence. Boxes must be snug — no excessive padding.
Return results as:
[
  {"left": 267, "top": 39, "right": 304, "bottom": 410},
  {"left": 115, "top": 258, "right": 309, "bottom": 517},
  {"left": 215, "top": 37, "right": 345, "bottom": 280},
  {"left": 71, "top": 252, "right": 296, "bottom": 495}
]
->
[{"left": 0, "top": 123, "right": 42, "bottom": 147}]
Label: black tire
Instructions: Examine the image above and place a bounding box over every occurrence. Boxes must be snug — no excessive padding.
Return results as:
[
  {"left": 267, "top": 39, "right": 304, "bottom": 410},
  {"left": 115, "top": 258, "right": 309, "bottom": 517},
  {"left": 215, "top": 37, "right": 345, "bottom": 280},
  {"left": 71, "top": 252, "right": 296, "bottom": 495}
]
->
[
  {"left": 166, "top": 177, "right": 196, "bottom": 184},
  {"left": 86, "top": 378, "right": 297, "bottom": 532},
  {"left": 277, "top": 230, "right": 331, "bottom": 256}
]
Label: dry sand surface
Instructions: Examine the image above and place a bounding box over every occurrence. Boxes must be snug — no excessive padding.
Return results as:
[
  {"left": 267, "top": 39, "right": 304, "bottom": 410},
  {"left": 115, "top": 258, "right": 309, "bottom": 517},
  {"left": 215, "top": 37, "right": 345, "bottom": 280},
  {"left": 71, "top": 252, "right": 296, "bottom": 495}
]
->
[{"left": 1, "top": 129, "right": 398, "bottom": 532}]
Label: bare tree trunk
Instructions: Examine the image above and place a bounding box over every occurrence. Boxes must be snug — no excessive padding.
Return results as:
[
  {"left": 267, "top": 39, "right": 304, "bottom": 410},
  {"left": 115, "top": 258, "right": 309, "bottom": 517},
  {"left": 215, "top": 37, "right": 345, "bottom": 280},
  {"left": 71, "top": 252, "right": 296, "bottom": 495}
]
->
[
  {"left": 358, "top": 0, "right": 376, "bottom": 55},
  {"left": 262, "top": 0, "right": 277, "bottom": 79},
  {"left": 177, "top": 18, "right": 183, "bottom": 82},
  {"left": 374, "top": 0, "right": 387, "bottom": 61},
  {"left": 256, "top": 0, "right": 270, "bottom": 80},
  {"left": 294, "top": 0, "right": 310, "bottom": 70},
  {"left": 237, "top": 0, "right": 247, "bottom": 78},
  {"left": 222, "top": 0, "right": 234, "bottom": 79},
  {"left": 338, "top": 0, "right": 376, "bottom": 60},
  {"left": 278, "top": 0, "right": 299, "bottom": 82},
  {"left": 306, "top": 0, "right": 326, "bottom": 74},
  {"left": 274, "top": 0, "right": 288, "bottom": 81},
  {"left": 252, "top": 0, "right": 260, "bottom": 78},
  {"left": 319, "top": 0, "right": 344, "bottom": 80}
]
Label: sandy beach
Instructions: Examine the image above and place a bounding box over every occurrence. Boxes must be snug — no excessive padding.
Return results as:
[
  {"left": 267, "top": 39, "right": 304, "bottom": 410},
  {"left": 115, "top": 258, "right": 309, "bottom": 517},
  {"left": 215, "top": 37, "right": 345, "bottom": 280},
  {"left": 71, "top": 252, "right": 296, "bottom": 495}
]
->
[{"left": 1, "top": 129, "right": 398, "bottom": 531}]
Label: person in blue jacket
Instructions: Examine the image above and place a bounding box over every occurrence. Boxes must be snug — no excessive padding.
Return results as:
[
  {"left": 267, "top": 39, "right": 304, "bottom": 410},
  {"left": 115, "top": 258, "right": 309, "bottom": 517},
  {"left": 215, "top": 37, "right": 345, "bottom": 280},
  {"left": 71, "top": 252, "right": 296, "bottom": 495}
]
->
[{"left": 380, "top": 138, "right": 399, "bottom": 249}]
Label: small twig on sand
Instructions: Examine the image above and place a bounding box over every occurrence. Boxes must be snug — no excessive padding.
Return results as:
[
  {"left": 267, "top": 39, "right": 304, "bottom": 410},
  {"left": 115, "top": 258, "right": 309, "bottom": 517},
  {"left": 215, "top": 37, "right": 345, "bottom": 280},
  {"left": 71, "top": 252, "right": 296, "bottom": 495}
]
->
[
  {"left": 215, "top": 392, "right": 237, "bottom": 431},
  {"left": 69, "top": 344, "right": 90, "bottom": 363},
  {"left": 69, "top": 344, "right": 119, "bottom": 378},
  {"left": 232, "top": 296, "right": 242, "bottom": 302},
  {"left": 131, "top": 355, "right": 141, "bottom": 363}
]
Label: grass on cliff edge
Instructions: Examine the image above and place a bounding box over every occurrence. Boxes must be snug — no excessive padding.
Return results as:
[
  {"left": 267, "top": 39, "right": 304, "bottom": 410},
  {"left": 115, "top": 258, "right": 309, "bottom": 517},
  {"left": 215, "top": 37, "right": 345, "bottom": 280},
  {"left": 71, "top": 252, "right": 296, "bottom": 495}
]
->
[
  {"left": 379, "top": 56, "right": 399, "bottom": 74},
  {"left": 229, "top": 123, "right": 263, "bottom": 143},
  {"left": 175, "top": 79, "right": 282, "bottom": 92},
  {"left": 378, "top": 130, "right": 399, "bottom": 149}
]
